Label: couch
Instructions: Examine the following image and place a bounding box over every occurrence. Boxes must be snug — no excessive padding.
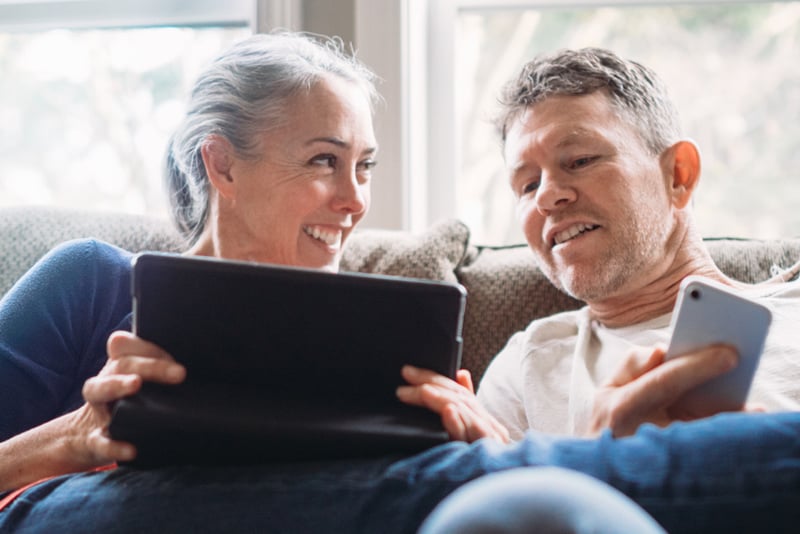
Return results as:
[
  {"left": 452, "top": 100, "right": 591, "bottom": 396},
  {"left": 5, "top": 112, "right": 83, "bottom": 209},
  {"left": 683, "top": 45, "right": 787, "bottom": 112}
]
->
[{"left": 2, "top": 205, "right": 800, "bottom": 384}]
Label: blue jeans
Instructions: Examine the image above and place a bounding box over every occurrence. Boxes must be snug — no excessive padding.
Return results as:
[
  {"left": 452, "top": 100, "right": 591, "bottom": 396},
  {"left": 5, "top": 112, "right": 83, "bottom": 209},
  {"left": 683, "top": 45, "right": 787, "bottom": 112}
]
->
[{"left": 2, "top": 412, "right": 799, "bottom": 533}]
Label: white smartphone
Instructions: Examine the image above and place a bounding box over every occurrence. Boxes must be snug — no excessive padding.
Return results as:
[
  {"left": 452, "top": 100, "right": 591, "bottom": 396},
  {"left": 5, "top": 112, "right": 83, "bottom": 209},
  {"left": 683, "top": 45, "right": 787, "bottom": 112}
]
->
[{"left": 664, "top": 275, "right": 772, "bottom": 416}]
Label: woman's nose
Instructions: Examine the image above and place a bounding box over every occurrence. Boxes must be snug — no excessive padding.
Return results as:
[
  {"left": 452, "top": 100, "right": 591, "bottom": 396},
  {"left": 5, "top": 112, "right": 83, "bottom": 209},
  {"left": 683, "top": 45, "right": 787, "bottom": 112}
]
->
[{"left": 333, "top": 168, "right": 368, "bottom": 214}]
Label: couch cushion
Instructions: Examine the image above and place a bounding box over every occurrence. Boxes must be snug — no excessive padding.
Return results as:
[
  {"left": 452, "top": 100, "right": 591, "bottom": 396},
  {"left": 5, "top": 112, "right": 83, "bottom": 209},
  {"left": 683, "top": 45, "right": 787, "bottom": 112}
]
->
[
  {"left": 706, "top": 238, "right": 800, "bottom": 283},
  {"left": 340, "top": 219, "right": 470, "bottom": 284}
]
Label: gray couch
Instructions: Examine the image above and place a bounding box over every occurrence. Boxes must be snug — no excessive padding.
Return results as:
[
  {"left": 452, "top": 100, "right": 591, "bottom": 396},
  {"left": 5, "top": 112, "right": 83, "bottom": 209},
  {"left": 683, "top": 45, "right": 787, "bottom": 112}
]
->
[{"left": 2, "top": 205, "right": 800, "bottom": 383}]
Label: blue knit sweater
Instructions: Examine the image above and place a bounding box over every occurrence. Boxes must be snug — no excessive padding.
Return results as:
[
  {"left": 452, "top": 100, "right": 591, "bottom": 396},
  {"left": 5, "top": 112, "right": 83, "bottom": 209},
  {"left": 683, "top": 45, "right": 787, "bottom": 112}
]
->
[{"left": 0, "top": 239, "right": 134, "bottom": 441}]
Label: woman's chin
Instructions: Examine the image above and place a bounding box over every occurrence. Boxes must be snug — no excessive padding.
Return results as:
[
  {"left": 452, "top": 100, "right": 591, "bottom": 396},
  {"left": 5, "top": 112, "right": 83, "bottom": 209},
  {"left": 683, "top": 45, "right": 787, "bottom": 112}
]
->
[{"left": 297, "top": 252, "right": 341, "bottom": 273}]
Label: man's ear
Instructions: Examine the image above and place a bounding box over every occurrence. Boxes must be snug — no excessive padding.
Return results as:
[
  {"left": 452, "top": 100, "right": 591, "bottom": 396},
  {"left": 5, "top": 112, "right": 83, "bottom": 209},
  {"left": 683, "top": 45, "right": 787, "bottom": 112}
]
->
[
  {"left": 661, "top": 139, "right": 701, "bottom": 209},
  {"left": 200, "top": 135, "right": 236, "bottom": 200}
]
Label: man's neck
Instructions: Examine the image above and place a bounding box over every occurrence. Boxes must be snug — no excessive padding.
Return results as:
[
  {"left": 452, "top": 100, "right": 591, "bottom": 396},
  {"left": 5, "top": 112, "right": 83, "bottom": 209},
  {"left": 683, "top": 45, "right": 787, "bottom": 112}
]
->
[{"left": 586, "top": 235, "right": 730, "bottom": 328}]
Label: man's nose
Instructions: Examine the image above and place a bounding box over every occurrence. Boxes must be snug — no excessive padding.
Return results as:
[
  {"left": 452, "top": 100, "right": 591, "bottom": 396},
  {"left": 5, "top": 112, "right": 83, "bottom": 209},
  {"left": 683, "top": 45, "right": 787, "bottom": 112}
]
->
[{"left": 535, "top": 172, "right": 577, "bottom": 213}]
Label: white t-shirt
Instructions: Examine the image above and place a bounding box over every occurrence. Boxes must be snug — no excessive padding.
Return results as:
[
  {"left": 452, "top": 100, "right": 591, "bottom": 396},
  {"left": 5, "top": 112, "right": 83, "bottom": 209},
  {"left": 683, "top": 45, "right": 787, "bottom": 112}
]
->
[{"left": 477, "top": 279, "right": 800, "bottom": 439}]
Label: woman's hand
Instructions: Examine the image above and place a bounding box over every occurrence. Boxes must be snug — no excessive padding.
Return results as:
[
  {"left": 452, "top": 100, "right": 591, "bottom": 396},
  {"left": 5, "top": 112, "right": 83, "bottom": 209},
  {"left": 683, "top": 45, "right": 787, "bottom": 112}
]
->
[
  {"left": 77, "top": 331, "right": 186, "bottom": 465},
  {"left": 0, "top": 331, "right": 186, "bottom": 491},
  {"left": 587, "top": 343, "right": 745, "bottom": 437},
  {"left": 396, "top": 365, "right": 510, "bottom": 444}
]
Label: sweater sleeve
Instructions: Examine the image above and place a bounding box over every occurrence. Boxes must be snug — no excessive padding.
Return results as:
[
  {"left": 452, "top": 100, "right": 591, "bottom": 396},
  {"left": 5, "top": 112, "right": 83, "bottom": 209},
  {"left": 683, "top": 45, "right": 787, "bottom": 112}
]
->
[{"left": 0, "top": 239, "right": 134, "bottom": 441}]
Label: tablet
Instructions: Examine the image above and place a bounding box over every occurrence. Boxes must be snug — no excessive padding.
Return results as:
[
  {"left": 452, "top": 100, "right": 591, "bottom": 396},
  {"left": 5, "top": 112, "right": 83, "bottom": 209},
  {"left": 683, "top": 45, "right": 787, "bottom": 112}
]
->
[{"left": 109, "top": 252, "right": 466, "bottom": 467}]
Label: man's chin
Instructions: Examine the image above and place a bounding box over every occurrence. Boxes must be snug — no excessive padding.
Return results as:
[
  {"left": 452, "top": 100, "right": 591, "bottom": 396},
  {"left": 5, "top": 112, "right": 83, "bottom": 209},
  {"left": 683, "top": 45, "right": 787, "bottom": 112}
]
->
[
  {"left": 552, "top": 272, "right": 604, "bottom": 302},
  {"left": 534, "top": 258, "right": 610, "bottom": 301}
]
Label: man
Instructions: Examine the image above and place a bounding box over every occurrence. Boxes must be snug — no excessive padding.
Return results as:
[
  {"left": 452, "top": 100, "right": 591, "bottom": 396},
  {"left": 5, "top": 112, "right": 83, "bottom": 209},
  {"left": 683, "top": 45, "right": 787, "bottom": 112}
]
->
[
  {"left": 477, "top": 47, "right": 800, "bottom": 439},
  {"left": 400, "top": 47, "right": 800, "bottom": 440},
  {"left": 400, "top": 47, "right": 800, "bottom": 532}
]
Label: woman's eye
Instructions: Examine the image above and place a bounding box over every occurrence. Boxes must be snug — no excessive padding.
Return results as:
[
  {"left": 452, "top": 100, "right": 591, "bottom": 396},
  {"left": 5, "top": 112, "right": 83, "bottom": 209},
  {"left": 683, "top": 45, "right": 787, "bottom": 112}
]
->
[
  {"left": 310, "top": 154, "right": 337, "bottom": 168},
  {"left": 355, "top": 160, "right": 376, "bottom": 184},
  {"left": 359, "top": 159, "right": 377, "bottom": 171}
]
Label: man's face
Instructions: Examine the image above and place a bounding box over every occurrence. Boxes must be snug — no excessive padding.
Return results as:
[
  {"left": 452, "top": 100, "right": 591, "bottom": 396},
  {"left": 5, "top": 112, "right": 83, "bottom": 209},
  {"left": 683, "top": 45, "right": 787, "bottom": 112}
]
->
[{"left": 504, "top": 91, "right": 675, "bottom": 302}]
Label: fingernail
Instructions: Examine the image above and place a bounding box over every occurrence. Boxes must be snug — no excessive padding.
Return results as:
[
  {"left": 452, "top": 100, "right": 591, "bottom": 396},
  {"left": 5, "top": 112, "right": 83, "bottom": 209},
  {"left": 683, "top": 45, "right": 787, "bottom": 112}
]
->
[
  {"left": 125, "top": 374, "right": 143, "bottom": 389},
  {"left": 720, "top": 348, "right": 738, "bottom": 370},
  {"left": 120, "top": 444, "right": 137, "bottom": 460},
  {"left": 167, "top": 365, "right": 186, "bottom": 381},
  {"left": 403, "top": 365, "right": 419, "bottom": 376}
]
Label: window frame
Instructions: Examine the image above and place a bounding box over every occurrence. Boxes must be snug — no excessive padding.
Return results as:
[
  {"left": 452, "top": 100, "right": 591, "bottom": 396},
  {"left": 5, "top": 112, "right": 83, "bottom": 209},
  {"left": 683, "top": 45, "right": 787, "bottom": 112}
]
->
[{"left": 0, "top": 0, "right": 262, "bottom": 31}]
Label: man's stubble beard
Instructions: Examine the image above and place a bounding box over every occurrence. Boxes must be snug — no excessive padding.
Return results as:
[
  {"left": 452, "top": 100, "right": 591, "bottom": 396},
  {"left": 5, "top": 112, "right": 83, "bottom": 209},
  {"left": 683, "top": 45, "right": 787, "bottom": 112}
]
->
[{"left": 537, "top": 212, "right": 670, "bottom": 303}]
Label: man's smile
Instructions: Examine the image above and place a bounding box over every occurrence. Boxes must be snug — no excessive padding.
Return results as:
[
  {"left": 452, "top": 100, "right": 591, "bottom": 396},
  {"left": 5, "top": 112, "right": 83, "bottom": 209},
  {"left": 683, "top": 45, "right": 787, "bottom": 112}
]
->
[{"left": 551, "top": 223, "right": 600, "bottom": 247}]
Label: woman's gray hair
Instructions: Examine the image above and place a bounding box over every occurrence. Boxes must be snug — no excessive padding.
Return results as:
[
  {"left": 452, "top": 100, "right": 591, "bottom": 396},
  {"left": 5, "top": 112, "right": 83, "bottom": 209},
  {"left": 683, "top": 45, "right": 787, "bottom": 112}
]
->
[
  {"left": 496, "top": 47, "right": 682, "bottom": 155},
  {"left": 165, "top": 31, "right": 379, "bottom": 244}
]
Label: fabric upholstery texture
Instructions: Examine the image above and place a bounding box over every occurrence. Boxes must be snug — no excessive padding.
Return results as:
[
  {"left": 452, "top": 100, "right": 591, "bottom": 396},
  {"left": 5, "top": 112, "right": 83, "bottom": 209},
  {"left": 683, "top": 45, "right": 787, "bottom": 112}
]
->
[
  {"left": 1, "top": 206, "right": 798, "bottom": 383},
  {"left": 705, "top": 238, "right": 800, "bottom": 283},
  {"left": 339, "top": 219, "right": 470, "bottom": 284},
  {"left": 0, "top": 206, "right": 185, "bottom": 298},
  {"left": 457, "top": 244, "right": 583, "bottom": 382},
  {"left": 460, "top": 238, "right": 800, "bottom": 381}
]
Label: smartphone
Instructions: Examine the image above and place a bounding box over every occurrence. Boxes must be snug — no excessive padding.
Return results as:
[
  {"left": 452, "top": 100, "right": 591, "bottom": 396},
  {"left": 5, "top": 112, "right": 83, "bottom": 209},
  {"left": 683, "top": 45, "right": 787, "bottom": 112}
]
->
[{"left": 664, "top": 275, "right": 772, "bottom": 416}]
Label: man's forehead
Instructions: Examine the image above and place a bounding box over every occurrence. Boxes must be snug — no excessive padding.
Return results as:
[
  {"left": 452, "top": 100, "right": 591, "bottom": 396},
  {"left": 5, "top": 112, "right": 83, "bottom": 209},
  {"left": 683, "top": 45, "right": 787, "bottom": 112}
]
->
[
  {"left": 504, "top": 94, "right": 619, "bottom": 150},
  {"left": 504, "top": 120, "right": 606, "bottom": 163}
]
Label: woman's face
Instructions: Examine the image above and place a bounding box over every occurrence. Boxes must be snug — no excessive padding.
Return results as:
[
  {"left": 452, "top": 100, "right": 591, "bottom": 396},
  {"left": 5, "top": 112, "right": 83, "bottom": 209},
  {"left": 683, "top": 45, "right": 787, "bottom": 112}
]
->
[{"left": 207, "top": 76, "right": 377, "bottom": 272}]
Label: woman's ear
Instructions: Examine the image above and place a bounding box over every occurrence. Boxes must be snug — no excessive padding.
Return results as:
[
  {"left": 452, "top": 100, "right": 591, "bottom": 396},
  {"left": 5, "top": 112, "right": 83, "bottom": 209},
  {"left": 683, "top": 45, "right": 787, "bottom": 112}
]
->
[
  {"left": 661, "top": 139, "right": 701, "bottom": 209},
  {"left": 200, "top": 135, "right": 236, "bottom": 200}
]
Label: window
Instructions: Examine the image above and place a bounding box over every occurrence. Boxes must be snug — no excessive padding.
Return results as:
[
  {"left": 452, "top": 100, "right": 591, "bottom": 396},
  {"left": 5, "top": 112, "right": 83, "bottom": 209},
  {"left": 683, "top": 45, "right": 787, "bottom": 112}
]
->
[
  {"left": 427, "top": 0, "right": 800, "bottom": 244},
  {"left": 0, "top": 1, "right": 253, "bottom": 217}
]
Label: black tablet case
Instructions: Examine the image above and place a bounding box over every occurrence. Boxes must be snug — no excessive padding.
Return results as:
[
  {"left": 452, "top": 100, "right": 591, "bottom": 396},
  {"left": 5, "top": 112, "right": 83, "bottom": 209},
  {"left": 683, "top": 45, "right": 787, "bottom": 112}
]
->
[{"left": 108, "top": 253, "right": 466, "bottom": 467}]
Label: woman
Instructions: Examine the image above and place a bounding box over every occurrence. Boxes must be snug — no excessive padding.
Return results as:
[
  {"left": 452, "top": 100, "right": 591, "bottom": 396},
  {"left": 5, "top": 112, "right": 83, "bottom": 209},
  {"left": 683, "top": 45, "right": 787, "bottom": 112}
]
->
[{"left": 0, "top": 30, "right": 380, "bottom": 493}]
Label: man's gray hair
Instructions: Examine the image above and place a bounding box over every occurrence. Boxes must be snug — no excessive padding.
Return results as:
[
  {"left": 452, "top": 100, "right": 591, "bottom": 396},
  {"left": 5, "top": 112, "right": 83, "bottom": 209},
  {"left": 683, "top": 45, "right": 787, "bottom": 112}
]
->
[
  {"left": 165, "top": 31, "right": 379, "bottom": 244},
  {"left": 497, "top": 47, "right": 682, "bottom": 155}
]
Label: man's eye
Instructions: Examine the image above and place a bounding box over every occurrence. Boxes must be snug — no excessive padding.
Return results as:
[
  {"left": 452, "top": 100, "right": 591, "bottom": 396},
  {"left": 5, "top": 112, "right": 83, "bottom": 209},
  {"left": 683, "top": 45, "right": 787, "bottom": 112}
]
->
[
  {"left": 310, "top": 154, "right": 337, "bottom": 168},
  {"left": 569, "top": 156, "right": 596, "bottom": 169},
  {"left": 521, "top": 180, "right": 539, "bottom": 195}
]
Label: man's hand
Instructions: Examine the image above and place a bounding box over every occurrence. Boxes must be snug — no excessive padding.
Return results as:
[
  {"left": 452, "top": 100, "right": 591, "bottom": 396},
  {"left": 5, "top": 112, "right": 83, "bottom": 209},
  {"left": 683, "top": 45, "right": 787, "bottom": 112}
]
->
[
  {"left": 77, "top": 331, "right": 186, "bottom": 464},
  {"left": 588, "top": 343, "right": 749, "bottom": 437},
  {"left": 396, "top": 365, "right": 510, "bottom": 444}
]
